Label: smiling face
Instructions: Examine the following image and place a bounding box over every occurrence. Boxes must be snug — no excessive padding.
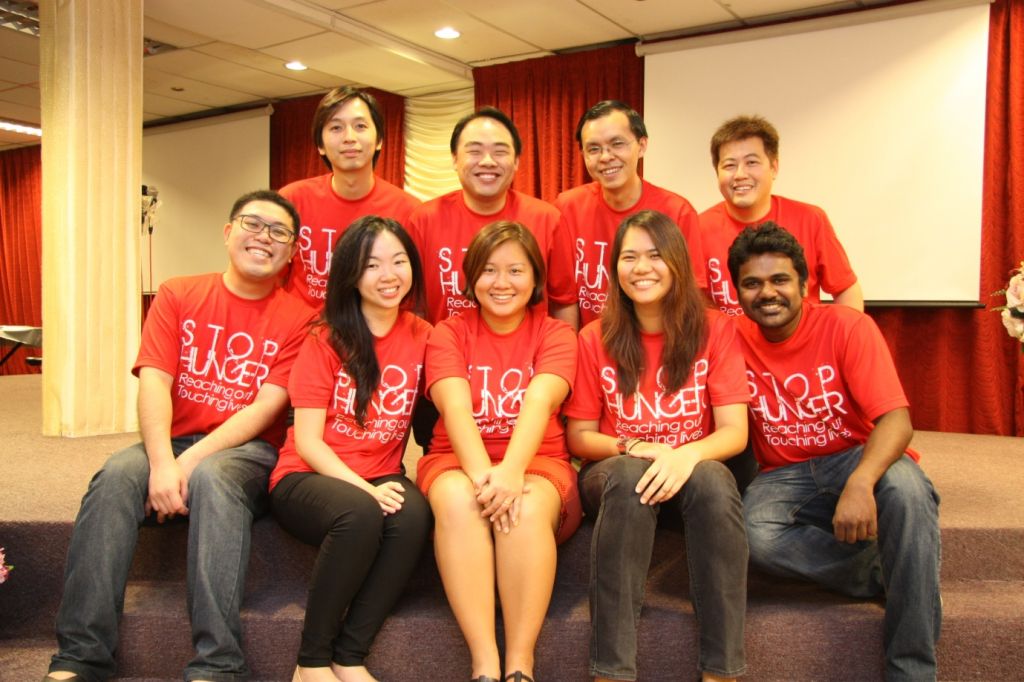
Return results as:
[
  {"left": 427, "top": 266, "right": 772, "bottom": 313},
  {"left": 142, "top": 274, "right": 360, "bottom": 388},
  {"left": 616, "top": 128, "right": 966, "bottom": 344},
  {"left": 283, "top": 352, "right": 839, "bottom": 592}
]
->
[
  {"left": 223, "top": 200, "right": 297, "bottom": 296},
  {"left": 453, "top": 116, "right": 519, "bottom": 214},
  {"left": 472, "top": 239, "right": 535, "bottom": 331},
  {"left": 581, "top": 110, "right": 647, "bottom": 197},
  {"left": 736, "top": 252, "right": 806, "bottom": 342},
  {"left": 317, "top": 96, "right": 381, "bottom": 175},
  {"left": 716, "top": 136, "right": 778, "bottom": 222},
  {"left": 357, "top": 229, "right": 412, "bottom": 318},
  {"left": 617, "top": 226, "right": 672, "bottom": 314}
]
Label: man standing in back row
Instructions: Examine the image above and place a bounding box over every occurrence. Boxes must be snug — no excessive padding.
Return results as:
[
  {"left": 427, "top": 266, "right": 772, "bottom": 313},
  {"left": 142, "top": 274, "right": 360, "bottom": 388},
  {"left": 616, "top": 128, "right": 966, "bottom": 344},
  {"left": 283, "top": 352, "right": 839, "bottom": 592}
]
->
[
  {"left": 556, "top": 100, "right": 706, "bottom": 326},
  {"left": 280, "top": 85, "right": 420, "bottom": 309},
  {"left": 701, "top": 115, "right": 862, "bottom": 316},
  {"left": 408, "top": 106, "right": 577, "bottom": 327}
]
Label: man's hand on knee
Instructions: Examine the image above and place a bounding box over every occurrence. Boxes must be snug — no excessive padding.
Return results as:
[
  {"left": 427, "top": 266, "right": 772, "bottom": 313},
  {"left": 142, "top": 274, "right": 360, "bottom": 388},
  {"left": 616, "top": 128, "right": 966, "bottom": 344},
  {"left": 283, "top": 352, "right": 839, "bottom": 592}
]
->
[
  {"left": 146, "top": 459, "right": 190, "bottom": 522},
  {"left": 832, "top": 477, "right": 878, "bottom": 543}
]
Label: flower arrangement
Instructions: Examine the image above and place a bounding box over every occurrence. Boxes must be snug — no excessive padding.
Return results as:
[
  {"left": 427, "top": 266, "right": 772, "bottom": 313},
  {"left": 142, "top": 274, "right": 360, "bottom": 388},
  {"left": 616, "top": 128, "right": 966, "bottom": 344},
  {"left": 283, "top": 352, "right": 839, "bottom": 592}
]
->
[
  {"left": 994, "top": 261, "right": 1024, "bottom": 351},
  {"left": 0, "top": 546, "right": 12, "bottom": 584}
]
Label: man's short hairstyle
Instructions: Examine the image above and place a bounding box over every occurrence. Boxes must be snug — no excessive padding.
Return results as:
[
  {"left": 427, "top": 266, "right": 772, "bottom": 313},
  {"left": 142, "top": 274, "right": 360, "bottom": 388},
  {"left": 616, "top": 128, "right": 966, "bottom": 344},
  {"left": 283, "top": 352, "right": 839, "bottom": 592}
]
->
[
  {"left": 449, "top": 107, "right": 522, "bottom": 156},
  {"left": 727, "top": 221, "right": 809, "bottom": 288},
  {"left": 575, "top": 100, "right": 647, "bottom": 147},
  {"left": 229, "top": 189, "right": 300, "bottom": 234},
  {"left": 312, "top": 86, "right": 385, "bottom": 170},
  {"left": 461, "top": 221, "right": 546, "bottom": 307},
  {"left": 710, "top": 115, "right": 780, "bottom": 167}
]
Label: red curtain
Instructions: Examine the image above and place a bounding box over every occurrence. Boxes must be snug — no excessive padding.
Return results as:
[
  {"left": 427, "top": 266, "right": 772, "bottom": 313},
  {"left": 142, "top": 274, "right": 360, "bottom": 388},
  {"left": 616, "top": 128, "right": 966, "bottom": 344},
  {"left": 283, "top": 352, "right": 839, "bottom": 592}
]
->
[
  {"left": 0, "top": 144, "right": 43, "bottom": 375},
  {"left": 270, "top": 88, "right": 407, "bottom": 190},
  {"left": 868, "top": 0, "right": 1024, "bottom": 436},
  {"left": 473, "top": 43, "right": 644, "bottom": 202}
]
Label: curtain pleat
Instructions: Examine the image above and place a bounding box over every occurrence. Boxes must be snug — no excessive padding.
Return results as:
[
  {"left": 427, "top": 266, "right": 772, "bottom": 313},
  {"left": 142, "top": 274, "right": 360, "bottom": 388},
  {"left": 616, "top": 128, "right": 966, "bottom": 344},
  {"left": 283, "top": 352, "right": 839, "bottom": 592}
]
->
[{"left": 0, "top": 144, "right": 43, "bottom": 375}]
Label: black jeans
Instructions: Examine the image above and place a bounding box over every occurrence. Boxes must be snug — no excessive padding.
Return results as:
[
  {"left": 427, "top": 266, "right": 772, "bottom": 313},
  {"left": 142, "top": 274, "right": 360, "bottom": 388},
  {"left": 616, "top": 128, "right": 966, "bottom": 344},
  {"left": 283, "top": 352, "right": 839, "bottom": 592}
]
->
[
  {"left": 579, "top": 457, "right": 749, "bottom": 680},
  {"left": 271, "top": 472, "right": 431, "bottom": 667}
]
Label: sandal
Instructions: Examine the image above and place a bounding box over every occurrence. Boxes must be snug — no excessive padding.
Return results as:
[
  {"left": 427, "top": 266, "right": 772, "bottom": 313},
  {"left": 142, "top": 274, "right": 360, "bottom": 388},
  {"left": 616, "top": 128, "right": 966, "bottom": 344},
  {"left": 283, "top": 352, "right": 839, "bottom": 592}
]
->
[
  {"left": 471, "top": 677, "right": 501, "bottom": 682},
  {"left": 505, "top": 673, "right": 534, "bottom": 682}
]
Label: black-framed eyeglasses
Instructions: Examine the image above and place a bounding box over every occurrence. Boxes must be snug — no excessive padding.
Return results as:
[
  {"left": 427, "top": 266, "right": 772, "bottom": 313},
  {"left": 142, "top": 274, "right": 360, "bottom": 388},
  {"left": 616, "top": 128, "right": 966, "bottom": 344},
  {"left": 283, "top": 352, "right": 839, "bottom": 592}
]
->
[{"left": 234, "top": 214, "right": 295, "bottom": 244}]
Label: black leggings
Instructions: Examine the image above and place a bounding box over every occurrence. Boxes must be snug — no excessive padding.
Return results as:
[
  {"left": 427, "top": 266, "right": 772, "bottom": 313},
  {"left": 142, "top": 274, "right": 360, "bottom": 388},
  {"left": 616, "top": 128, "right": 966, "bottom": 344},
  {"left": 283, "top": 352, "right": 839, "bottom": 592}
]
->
[{"left": 271, "top": 472, "right": 432, "bottom": 667}]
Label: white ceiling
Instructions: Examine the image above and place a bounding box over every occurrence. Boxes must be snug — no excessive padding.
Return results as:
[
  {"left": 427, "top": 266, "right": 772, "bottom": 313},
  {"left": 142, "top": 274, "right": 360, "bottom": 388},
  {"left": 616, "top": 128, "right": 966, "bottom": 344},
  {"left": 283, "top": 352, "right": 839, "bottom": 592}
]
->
[{"left": 0, "top": 0, "right": 904, "bottom": 151}]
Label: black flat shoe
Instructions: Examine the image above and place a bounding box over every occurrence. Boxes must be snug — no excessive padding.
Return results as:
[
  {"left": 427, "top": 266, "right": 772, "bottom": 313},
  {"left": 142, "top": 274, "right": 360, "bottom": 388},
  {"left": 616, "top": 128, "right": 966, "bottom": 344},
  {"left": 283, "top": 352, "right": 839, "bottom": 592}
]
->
[{"left": 505, "top": 673, "right": 534, "bottom": 682}]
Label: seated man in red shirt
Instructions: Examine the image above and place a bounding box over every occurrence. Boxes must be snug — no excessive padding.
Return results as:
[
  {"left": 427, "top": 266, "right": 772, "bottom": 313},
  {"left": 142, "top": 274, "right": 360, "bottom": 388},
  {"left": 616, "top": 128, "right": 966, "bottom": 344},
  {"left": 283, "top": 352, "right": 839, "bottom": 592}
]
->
[
  {"left": 701, "top": 115, "right": 862, "bottom": 316},
  {"left": 45, "top": 190, "right": 313, "bottom": 682},
  {"left": 728, "top": 223, "right": 940, "bottom": 682}
]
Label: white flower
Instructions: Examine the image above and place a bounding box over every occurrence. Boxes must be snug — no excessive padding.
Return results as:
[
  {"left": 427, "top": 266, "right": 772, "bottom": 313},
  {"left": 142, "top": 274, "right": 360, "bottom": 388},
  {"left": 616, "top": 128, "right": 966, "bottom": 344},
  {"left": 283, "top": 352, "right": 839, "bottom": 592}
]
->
[
  {"left": 1006, "top": 272, "right": 1024, "bottom": 309},
  {"left": 1001, "top": 309, "right": 1024, "bottom": 341}
]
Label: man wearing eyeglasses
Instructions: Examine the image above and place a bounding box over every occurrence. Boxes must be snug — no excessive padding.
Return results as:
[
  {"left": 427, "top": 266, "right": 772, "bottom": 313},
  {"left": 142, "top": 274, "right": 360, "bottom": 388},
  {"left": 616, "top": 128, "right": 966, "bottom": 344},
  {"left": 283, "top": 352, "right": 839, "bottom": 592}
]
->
[
  {"left": 45, "top": 191, "right": 314, "bottom": 682},
  {"left": 554, "top": 100, "right": 707, "bottom": 326},
  {"left": 280, "top": 85, "right": 420, "bottom": 309}
]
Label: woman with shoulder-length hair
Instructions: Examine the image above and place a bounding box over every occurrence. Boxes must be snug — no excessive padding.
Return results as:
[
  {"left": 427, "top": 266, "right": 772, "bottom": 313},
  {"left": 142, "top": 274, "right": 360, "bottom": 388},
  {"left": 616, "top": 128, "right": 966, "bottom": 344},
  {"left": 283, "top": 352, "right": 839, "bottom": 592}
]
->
[
  {"left": 269, "top": 215, "right": 433, "bottom": 682},
  {"left": 417, "top": 221, "right": 582, "bottom": 682},
  {"left": 565, "top": 209, "right": 750, "bottom": 682}
]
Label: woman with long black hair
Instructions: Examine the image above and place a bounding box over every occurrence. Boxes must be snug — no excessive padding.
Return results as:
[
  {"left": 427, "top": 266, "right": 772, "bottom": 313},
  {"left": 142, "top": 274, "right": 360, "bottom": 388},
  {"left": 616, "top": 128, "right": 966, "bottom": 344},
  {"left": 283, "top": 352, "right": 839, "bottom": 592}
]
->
[
  {"left": 565, "top": 209, "right": 750, "bottom": 682},
  {"left": 269, "top": 216, "right": 432, "bottom": 682}
]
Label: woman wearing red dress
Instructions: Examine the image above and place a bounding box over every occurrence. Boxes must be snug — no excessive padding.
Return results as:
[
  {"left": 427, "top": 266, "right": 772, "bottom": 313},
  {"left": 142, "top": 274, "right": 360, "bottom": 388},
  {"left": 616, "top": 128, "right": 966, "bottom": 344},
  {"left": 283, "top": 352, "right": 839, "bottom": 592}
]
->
[
  {"left": 269, "top": 216, "right": 432, "bottom": 682},
  {"left": 565, "top": 209, "right": 750, "bottom": 682},
  {"left": 417, "top": 221, "right": 582, "bottom": 682}
]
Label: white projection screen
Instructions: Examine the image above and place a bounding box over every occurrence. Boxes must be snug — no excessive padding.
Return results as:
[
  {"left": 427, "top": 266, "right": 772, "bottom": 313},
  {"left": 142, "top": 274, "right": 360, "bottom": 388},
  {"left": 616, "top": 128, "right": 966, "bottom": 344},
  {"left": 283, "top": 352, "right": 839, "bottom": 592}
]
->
[
  {"left": 642, "top": 1, "right": 990, "bottom": 304},
  {"left": 142, "top": 108, "right": 271, "bottom": 291}
]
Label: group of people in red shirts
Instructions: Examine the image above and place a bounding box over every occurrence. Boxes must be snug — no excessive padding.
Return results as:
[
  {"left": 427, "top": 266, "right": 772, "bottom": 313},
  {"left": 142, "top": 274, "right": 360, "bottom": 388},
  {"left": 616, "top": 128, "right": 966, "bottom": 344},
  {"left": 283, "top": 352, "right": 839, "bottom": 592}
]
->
[{"left": 44, "top": 87, "right": 941, "bottom": 682}]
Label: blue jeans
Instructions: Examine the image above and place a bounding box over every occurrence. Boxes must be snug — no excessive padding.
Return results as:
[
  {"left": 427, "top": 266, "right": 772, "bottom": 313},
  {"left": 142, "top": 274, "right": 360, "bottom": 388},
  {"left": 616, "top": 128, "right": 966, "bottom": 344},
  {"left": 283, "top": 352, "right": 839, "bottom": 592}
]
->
[
  {"left": 743, "top": 447, "right": 942, "bottom": 682},
  {"left": 49, "top": 436, "right": 278, "bottom": 682},
  {"left": 579, "top": 456, "right": 748, "bottom": 681}
]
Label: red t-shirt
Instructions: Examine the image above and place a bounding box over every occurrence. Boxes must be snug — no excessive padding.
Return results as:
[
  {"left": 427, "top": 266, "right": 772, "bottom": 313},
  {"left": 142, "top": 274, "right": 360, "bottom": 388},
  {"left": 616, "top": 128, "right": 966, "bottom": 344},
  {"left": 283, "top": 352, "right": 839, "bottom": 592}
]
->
[
  {"left": 279, "top": 173, "right": 421, "bottom": 308},
  {"left": 565, "top": 311, "right": 748, "bottom": 448},
  {"left": 269, "top": 312, "right": 431, "bottom": 490},
  {"left": 408, "top": 190, "right": 576, "bottom": 325},
  {"left": 735, "top": 302, "right": 916, "bottom": 472},
  {"left": 134, "top": 273, "right": 313, "bottom": 448},
  {"left": 554, "top": 180, "right": 707, "bottom": 326},
  {"left": 700, "top": 195, "right": 857, "bottom": 317},
  {"left": 425, "top": 306, "right": 577, "bottom": 460}
]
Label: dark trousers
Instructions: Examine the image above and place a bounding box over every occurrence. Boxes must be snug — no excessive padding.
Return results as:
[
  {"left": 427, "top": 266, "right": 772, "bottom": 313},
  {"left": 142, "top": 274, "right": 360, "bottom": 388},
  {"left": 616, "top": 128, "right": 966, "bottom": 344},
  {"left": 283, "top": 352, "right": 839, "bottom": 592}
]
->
[
  {"left": 271, "top": 472, "right": 431, "bottom": 667},
  {"left": 579, "top": 457, "right": 749, "bottom": 680}
]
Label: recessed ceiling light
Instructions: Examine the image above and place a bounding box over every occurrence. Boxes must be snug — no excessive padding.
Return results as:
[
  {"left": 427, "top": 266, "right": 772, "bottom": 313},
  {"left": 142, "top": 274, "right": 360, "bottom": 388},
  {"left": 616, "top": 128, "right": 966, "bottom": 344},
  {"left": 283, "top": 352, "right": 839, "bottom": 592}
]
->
[
  {"left": 285, "top": 60, "right": 308, "bottom": 71},
  {"left": 434, "top": 27, "right": 460, "bottom": 40},
  {"left": 0, "top": 120, "right": 41, "bottom": 136}
]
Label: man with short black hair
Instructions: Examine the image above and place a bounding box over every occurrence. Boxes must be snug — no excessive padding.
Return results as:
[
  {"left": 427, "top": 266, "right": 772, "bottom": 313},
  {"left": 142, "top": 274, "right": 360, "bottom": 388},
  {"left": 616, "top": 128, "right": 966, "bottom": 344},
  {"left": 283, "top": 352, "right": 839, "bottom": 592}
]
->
[
  {"left": 556, "top": 100, "right": 706, "bottom": 326},
  {"left": 702, "top": 115, "right": 861, "bottom": 316},
  {"left": 729, "top": 223, "right": 940, "bottom": 682},
  {"left": 280, "top": 86, "right": 420, "bottom": 308},
  {"left": 45, "top": 190, "right": 313, "bottom": 682},
  {"left": 408, "top": 106, "right": 577, "bottom": 326}
]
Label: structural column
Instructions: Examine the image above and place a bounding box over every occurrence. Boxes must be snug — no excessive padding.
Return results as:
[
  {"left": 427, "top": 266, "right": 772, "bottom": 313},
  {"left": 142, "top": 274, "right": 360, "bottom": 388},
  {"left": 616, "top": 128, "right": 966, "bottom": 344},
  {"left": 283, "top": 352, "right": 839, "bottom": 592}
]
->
[{"left": 39, "top": 0, "right": 142, "bottom": 436}]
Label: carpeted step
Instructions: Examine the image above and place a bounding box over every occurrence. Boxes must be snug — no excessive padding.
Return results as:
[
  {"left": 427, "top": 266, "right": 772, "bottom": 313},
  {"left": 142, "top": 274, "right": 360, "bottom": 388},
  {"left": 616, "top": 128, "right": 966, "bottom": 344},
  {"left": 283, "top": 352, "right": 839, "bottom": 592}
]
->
[{"left": 19, "top": 576, "right": 1018, "bottom": 681}]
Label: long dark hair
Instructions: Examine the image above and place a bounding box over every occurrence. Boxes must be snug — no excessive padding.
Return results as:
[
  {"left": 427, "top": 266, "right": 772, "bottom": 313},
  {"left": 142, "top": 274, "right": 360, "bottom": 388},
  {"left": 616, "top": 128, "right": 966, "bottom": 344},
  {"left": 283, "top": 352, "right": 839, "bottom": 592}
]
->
[
  {"left": 322, "top": 216, "right": 424, "bottom": 426},
  {"left": 602, "top": 210, "right": 707, "bottom": 395}
]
